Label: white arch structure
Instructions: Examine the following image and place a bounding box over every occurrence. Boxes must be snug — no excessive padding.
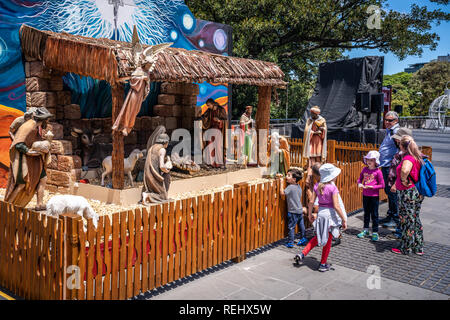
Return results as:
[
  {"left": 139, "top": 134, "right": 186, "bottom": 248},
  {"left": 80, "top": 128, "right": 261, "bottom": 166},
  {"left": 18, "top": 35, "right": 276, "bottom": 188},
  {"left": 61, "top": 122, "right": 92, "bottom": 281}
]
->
[{"left": 428, "top": 82, "right": 450, "bottom": 132}]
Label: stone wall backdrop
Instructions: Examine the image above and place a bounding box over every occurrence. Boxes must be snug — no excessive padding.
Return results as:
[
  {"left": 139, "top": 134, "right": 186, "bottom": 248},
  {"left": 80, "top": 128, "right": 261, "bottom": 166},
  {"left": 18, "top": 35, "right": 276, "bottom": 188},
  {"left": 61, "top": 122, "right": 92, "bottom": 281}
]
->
[{"left": 24, "top": 60, "right": 201, "bottom": 190}]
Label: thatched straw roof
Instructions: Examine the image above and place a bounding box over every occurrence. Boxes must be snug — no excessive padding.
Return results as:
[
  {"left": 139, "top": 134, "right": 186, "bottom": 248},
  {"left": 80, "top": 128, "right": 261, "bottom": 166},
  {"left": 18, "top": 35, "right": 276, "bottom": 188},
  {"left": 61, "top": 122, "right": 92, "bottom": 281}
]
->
[{"left": 20, "top": 25, "right": 286, "bottom": 88}]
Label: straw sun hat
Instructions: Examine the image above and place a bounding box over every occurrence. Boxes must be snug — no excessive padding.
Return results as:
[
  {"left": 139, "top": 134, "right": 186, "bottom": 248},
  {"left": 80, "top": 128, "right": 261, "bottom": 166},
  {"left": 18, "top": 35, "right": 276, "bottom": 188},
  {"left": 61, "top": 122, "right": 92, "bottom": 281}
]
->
[{"left": 319, "top": 163, "right": 341, "bottom": 183}]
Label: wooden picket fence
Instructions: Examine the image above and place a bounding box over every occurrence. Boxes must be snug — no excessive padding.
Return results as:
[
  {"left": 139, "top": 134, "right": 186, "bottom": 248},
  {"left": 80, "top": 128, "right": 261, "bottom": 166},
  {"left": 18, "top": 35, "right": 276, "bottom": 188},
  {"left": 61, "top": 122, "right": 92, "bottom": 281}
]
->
[
  {"left": 0, "top": 202, "right": 65, "bottom": 300},
  {"left": 0, "top": 160, "right": 407, "bottom": 300}
]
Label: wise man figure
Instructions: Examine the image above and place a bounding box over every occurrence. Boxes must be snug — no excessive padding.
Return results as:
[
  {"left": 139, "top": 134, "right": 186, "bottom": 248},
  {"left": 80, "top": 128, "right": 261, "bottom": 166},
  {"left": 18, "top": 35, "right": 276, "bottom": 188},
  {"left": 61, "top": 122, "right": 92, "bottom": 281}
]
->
[
  {"left": 239, "top": 105, "right": 255, "bottom": 165},
  {"left": 302, "top": 106, "right": 327, "bottom": 168}
]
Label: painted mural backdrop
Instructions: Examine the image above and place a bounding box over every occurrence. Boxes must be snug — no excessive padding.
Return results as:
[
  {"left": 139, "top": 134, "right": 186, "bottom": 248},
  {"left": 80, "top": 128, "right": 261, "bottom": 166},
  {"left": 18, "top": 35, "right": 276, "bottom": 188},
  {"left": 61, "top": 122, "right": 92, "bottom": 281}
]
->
[{"left": 0, "top": 0, "right": 231, "bottom": 187}]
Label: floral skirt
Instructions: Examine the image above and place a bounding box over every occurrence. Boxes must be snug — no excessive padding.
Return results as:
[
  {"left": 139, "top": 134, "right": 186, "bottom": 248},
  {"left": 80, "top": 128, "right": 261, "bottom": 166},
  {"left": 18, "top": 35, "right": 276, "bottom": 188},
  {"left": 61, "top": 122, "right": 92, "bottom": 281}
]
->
[{"left": 397, "top": 187, "right": 424, "bottom": 254}]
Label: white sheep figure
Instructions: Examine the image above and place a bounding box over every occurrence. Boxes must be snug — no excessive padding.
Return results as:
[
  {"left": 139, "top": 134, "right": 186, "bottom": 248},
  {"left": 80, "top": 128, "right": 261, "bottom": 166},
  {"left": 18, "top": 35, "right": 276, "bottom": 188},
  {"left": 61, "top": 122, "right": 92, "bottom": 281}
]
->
[
  {"left": 45, "top": 195, "right": 99, "bottom": 229},
  {"left": 101, "top": 148, "right": 144, "bottom": 187}
]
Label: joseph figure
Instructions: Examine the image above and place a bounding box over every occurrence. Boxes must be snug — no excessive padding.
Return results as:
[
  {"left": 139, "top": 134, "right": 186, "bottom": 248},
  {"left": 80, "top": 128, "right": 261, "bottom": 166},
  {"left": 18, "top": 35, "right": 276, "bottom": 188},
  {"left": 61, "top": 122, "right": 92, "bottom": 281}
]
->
[
  {"left": 302, "top": 106, "right": 327, "bottom": 168},
  {"left": 143, "top": 128, "right": 172, "bottom": 203}
]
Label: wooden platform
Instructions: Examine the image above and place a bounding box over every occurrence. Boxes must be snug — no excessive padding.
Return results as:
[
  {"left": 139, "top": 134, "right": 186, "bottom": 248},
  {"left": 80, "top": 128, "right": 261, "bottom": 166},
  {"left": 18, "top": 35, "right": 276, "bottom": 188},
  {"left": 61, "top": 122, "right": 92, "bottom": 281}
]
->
[{"left": 67, "top": 167, "right": 266, "bottom": 206}]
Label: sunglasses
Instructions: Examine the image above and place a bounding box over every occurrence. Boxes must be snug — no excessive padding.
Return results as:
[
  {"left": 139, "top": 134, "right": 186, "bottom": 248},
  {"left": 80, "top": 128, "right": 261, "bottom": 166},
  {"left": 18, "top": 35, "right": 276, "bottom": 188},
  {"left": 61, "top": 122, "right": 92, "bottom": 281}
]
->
[{"left": 384, "top": 119, "right": 396, "bottom": 122}]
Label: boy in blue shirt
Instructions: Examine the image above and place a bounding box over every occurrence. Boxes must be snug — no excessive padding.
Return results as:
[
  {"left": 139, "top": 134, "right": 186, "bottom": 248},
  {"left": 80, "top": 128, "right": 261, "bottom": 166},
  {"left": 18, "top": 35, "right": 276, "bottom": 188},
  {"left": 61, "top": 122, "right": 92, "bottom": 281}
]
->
[{"left": 280, "top": 168, "right": 308, "bottom": 248}]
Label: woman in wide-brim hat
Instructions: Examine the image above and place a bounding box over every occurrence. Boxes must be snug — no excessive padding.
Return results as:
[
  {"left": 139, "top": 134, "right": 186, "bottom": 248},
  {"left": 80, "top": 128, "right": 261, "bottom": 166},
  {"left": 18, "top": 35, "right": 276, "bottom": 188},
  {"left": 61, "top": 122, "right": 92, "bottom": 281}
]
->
[
  {"left": 294, "top": 163, "right": 347, "bottom": 272},
  {"left": 4, "top": 107, "right": 54, "bottom": 209}
]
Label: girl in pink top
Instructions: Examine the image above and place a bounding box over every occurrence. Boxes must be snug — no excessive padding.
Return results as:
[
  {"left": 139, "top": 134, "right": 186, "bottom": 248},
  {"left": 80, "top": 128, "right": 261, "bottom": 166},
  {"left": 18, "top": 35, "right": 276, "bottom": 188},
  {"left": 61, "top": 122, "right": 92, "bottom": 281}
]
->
[
  {"left": 356, "top": 151, "right": 385, "bottom": 241},
  {"left": 295, "top": 164, "right": 347, "bottom": 272},
  {"left": 392, "top": 136, "right": 425, "bottom": 256}
]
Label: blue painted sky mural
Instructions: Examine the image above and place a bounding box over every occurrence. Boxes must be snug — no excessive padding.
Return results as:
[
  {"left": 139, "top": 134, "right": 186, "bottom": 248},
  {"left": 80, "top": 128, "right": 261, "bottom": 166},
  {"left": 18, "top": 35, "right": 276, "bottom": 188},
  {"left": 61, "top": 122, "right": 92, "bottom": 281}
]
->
[
  {"left": 0, "top": 0, "right": 232, "bottom": 186},
  {"left": 0, "top": 0, "right": 231, "bottom": 114}
]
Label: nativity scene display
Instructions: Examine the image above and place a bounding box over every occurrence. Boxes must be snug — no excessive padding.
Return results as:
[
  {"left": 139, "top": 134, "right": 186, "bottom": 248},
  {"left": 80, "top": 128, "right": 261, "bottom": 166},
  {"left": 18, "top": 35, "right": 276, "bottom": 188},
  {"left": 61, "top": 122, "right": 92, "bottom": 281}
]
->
[{"left": 0, "top": 24, "right": 287, "bottom": 211}]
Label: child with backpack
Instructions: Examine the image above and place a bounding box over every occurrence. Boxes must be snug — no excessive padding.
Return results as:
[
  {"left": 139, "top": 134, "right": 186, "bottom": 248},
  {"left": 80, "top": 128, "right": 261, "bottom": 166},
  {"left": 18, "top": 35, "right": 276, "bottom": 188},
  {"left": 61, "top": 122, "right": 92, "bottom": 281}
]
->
[
  {"left": 392, "top": 135, "right": 432, "bottom": 255},
  {"left": 356, "top": 151, "right": 385, "bottom": 241},
  {"left": 294, "top": 163, "right": 347, "bottom": 272}
]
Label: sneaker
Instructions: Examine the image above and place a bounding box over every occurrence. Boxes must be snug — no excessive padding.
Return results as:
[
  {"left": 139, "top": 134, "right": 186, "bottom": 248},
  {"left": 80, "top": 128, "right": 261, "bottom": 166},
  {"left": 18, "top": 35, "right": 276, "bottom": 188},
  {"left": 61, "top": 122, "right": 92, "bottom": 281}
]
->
[
  {"left": 296, "top": 237, "right": 308, "bottom": 246},
  {"left": 285, "top": 242, "right": 294, "bottom": 248},
  {"left": 414, "top": 251, "right": 424, "bottom": 256},
  {"left": 318, "top": 263, "right": 331, "bottom": 272},
  {"left": 383, "top": 221, "right": 397, "bottom": 228},
  {"left": 391, "top": 248, "right": 404, "bottom": 255},
  {"left": 294, "top": 253, "right": 304, "bottom": 265},
  {"left": 357, "top": 230, "right": 370, "bottom": 238},
  {"left": 371, "top": 233, "right": 379, "bottom": 241}
]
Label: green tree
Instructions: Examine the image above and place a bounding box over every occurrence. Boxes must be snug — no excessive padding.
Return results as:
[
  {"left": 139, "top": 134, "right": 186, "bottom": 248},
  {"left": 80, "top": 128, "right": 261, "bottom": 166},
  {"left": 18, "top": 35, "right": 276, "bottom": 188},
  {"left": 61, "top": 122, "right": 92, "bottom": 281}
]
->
[
  {"left": 186, "top": 0, "right": 450, "bottom": 119},
  {"left": 383, "top": 72, "right": 417, "bottom": 116},
  {"left": 408, "top": 61, "right": 450, "bottom": 115}
]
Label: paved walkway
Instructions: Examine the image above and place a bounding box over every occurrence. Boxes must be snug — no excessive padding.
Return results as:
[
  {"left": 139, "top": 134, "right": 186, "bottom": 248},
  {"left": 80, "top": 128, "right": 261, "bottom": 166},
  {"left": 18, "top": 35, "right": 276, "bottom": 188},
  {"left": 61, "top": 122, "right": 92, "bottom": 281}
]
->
[{"left": 136, "top": 129, "right": 449, "bottom": 300}]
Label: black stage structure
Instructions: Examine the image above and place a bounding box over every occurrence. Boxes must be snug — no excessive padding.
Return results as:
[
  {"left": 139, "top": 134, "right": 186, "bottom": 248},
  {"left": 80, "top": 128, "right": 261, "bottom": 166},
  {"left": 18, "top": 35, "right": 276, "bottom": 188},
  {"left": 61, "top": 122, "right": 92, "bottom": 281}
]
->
[{"left": 292, "top": 56, "right": 386, "bottom": 144}]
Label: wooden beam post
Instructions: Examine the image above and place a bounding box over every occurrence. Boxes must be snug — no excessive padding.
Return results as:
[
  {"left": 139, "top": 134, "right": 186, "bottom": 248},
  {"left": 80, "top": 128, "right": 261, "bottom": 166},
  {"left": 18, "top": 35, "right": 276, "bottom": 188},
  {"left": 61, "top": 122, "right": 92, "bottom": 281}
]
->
[
  {"left": 255, "top": 86, "right": 272, "bottom": 166},
  {"left": 111, "top": 84, "right": 125, "bottom": 190}
]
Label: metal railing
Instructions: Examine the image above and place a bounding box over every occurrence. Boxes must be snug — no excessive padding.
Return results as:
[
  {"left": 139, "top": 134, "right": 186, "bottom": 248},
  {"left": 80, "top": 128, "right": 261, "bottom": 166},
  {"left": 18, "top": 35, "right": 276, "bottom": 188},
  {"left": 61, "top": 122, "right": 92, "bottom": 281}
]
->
[{"left": 399, "top": 116, "right": 450, "bottom": 130}]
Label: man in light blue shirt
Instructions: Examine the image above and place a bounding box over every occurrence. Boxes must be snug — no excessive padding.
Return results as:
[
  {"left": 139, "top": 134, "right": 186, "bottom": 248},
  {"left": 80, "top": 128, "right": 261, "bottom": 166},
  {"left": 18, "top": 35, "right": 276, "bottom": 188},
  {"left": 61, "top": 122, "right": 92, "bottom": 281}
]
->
[{"left": 378, "top": 111, "right": 400, "bottom": 234}]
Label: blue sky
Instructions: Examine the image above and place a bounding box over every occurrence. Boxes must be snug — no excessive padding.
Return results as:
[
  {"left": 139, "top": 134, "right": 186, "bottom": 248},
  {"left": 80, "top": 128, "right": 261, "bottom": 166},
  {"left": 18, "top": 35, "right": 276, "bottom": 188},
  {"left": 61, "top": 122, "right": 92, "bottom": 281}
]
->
[{"left": 346, "top": 0, "right": 449, "bottom": 75}]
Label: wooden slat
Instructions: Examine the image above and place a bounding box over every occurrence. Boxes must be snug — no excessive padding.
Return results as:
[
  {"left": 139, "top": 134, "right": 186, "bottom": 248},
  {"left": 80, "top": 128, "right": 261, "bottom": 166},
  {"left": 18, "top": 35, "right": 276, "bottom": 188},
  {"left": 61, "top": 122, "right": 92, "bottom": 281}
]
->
[
  {"left": 161, "top": 203, "right": 169, "bottom": 286},
  {"left": 141, "top": 207, "right": 149, "bottom": 293},
  {"left": 234, "top": 186, "right": 240, "bottom": 258},
  {"left": 48, "top": 216, "right": 56, "bottom": 300},
  {"left": 86, "top": 219, "right": 95, "bottom": 300},
  {"left": 217, "top": 192, "right": 223, "bottom": 264},
  {"left": 249, "top": 185, "right": 255, "bottom": 251},
  {"left": 155, "top": 205, "right": 162, "bottom": 288},
  {"left": 201, "top": 196, "right": 208, "bottom": 270},
  {"left": 173, "top": 201, "right": 181, "bottom": 281},
  {"left": 196, "top": 196, "right": 203, "bottom": 273},
  {"left": 119, "top": 211, "right": 127, "bottom": 300},
  {"left": 126, "top": 210, "right": 135, "bottom": 299},
  {"left": 111, "top": 213, "right": 120, "bottom": 300},
  {"left": 168, "top": 201, "right": 175, "bottom": 283},
  {"left": 212, "top": 193, "right": 218, "bottom": 266},
  {"left": 56, "top": 216, "right": 64, "bottom": 300},
  {"left": 95, "top": 216, "right": 104, "bottom": 300},
  {"left": 134, "top": 208, "right": 142, "bottom": 297},
  {"left": 103, "top": 216, "right": 112, "bottom": 300},
  {"left": 207, "top": 194, "right": 213, "bottom": 268},
  {"left": 149, "top": 206, "right": 156, "bottom": 290},
  {"left": 185, "top": 198, "right": 192, "bottom": 277},
  {"left": 180, "top": 199, "right": 187, "bottom": 279},
  {"left": 191, "top": 197, "right": 198, "bottom": 274},
  {"left": 226, "top": 190, "right": 232, "bottom": 260}
]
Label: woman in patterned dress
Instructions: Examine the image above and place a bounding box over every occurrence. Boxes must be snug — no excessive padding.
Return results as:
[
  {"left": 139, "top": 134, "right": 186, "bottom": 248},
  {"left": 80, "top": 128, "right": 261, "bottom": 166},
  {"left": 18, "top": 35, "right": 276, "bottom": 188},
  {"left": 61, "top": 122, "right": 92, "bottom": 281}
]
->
[{"left": 391, "top": 135, "right": 425, "bottom": 255}]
